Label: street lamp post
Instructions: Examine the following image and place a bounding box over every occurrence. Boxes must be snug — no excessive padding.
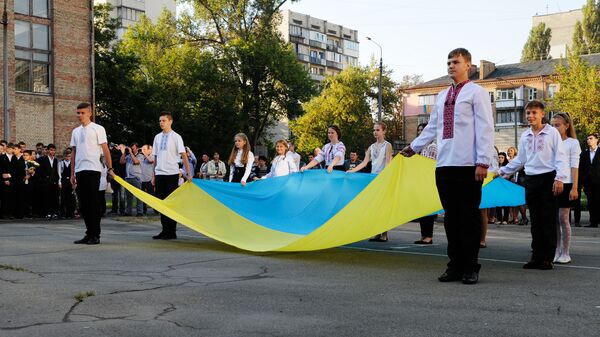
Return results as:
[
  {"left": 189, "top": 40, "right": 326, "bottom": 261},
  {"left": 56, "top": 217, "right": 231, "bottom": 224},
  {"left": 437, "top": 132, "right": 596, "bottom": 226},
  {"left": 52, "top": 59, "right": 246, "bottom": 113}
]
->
[
  {"left": 2, "top": 2, "right": 9, "bottom": 141},
  {"left": 366, "top": 37, "right": 383, "bottom": 122}
]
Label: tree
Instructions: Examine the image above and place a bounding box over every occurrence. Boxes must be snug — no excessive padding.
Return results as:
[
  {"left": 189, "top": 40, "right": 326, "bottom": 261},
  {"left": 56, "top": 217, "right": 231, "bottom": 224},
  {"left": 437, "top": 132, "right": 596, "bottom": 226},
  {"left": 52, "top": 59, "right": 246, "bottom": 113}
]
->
[
  {"left": 571, "top": 0, "right": 600, "bottom": 55},
  {"left": 117, "top": 12, "right": 241, "bottom": 152},
  {"left": 290, "top": 65, "right": 398, "bottom": 157},
  {"left": 521, "top": 22, "right": 552, "bottom": 62},
  {"left": 551, "top": 51, "right": 600, "bottom": 138},
  {"left": 181, "top": 0, "right": 315, "bottom": 147}
]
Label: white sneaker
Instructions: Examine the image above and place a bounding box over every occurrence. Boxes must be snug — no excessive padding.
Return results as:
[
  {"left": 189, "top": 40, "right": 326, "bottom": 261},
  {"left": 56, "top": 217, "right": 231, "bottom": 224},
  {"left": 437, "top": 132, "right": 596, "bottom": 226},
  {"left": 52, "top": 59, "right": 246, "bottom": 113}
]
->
[
  {"left": 556, "top": 255, "right": 571, "bottom": 264},
  {"left": 553, "top": 249, "right": 562, "bottom": 263}
]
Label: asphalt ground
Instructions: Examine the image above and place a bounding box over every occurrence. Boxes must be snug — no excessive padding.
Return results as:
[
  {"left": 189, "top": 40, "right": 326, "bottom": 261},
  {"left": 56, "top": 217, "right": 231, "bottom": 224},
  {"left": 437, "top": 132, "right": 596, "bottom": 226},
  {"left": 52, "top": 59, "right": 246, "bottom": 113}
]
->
[{"left": 0, "top": 216, "right": 599, "bottom": 337}]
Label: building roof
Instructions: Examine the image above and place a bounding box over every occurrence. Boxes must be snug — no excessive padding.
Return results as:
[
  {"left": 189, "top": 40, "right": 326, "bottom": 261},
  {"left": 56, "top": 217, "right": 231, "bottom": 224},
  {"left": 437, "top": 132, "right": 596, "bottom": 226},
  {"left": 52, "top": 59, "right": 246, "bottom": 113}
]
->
[{"left": 409, "top": 53, "right": 600, "bottom": 89}]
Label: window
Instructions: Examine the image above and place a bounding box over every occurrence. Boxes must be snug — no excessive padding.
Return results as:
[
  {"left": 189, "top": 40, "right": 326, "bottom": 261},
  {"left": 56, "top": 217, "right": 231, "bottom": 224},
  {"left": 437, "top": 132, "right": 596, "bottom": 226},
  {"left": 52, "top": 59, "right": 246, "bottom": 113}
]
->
[
  {"left": 496, "top": 89, "right": 515, "bottom": 101},
  {"left": 289, "top": 25, "right": 303, "bottom": 37},
  {"left": 14, "top": 20, "right": 51, "bottom": 94},
  {"left": 118, "top": 7, "right": 145, "bottom": 22},
  {"left": 496, "top": 110, "right": 524, "bottom": 124},
  {"left": 548, "top": 84, "right": 557, "bottom": 98},
  {"left": 418, "top": 95, "right": 436, "bottom": 106},
  {"left": 309, "top": 30, "right": 325, "bottom": 42},
  {"left": 344, "top": 40, "right": 359, "bottom": 51},
  {"left": 528, "top": 88, "right": 537, "bottom": 100},
  {"left": 489, "top": 92, "right": 494, "bottom": 103},
  {"left": 292, "top": 19, "right": 303, "bottom": 25},
  {"left": 15, "top": 0, "right": 48, "bottom": 18}
]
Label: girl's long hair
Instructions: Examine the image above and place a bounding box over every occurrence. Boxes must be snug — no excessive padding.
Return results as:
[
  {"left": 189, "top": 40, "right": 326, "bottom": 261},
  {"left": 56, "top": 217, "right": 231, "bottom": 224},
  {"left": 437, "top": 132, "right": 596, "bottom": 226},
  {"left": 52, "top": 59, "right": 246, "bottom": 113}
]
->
[
  {"left": 228, "top": 133, "right": 251, "bottom": 165},
  {"left": 552, "top": 113, "right": 577, "bottom": 139}
]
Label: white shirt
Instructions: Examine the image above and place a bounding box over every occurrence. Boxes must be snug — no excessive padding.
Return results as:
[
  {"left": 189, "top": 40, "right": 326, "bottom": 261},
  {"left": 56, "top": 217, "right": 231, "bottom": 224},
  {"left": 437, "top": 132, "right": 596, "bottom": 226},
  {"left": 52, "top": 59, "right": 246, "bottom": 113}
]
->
[
  {"left": 152, "top": 130, "right": 186, "bottom": 176},
  {"left": 263, "top": 155, "right": 298, "bottom": 179},
  {"left": 207, "top": 160, "right": 226, "bottom": 179},
  {"left": 590, "top": 146, "right": 597, "bottom": 163},
  {"left": 229, "top": 150, "right": 255, "bottom": 183},
  {"left": 498, "top": 124, "right": 569, "bottom": 182},
  {"left": 286, "top": 151, "right": 301, "bottom": 171},
  {"left": 410, "top": 81, "right": 494, "bottom": 168},
  {"left": 70, "top": 122, "right": 108, "bottom": 173},
  {"left": 562, "top": 137, "right": 582, "bottom": 184},
  {"left": 314, "top": 142, "right": 346, "bottom": 166},
  {"left": 368, "top": 141, "right": 391, "bottom": 174},
  {"left": 99, "top": 164, "right": 108, "bottom": 191}
]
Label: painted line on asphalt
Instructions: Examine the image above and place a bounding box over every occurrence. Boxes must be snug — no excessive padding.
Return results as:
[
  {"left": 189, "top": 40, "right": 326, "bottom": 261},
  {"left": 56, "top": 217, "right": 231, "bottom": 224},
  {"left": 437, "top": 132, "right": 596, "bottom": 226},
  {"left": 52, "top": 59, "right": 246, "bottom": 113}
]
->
[{"left": 343, "top": 246, "right": 600, "bottom": 271}]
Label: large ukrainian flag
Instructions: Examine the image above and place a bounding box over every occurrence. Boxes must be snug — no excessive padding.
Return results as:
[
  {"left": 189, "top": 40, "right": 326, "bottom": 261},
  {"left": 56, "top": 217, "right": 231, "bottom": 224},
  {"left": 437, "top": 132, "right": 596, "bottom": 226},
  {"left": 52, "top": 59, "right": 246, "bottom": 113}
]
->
[{"left": 114, "top": 155, "right": 524, "bottom": 252}]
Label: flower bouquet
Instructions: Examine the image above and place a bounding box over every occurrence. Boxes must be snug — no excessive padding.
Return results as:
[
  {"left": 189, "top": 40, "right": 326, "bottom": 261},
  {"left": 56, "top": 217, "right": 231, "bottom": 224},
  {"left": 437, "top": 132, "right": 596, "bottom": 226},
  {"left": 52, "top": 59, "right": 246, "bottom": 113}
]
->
[{"left": 24, "top": 160, "right": 40, "bottom": 185}]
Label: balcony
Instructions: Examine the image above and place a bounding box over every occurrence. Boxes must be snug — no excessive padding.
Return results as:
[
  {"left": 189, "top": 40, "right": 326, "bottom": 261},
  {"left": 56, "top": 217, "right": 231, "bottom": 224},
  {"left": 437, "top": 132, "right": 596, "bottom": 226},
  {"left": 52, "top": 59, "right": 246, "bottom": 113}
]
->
[
  {"left": 290, "top": 35, "right": 306, "bottom": 44},
  {"left": 309, "top": 57, "right": 326, "bottom": 66},
  {"left": 310, "top": 73, "right": 325, "bottom": 81},
  {"left": 296, "top": 53, "right": 309, "bottom": 62},
  {"left": 309, "top": 40, "right": 325, "bottom": 49},
  {"left": 326, "top": 60, "right": 343, "bottom": 69},
  {"left": 495, "top": 98, "right": 525, "bottom": 109},
  {"left": 326, "top": 44, "right": 343, "bottom": 53}
]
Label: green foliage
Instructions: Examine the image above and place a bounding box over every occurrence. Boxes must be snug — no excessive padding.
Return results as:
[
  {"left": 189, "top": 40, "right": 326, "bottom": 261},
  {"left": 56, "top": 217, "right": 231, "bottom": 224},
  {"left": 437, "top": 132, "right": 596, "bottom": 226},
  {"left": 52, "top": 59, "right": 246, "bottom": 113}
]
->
[
  {"left": 551, "top": 51, "right": 600, "bottom": 138},
  {"left": 290, "top": 65, "right": 398, "bottom": 157},
  {"left": 95, "top": 1, "right": 314, "bottom": 155},
  {"left": 571, "top": 0, "right": 600, "bottom": 55},
  {"left": 182, "top": 0, "right": 314, "bottom": 147},
  {"left": 521, "top": 23, "right": 552, "bottom": 62}
]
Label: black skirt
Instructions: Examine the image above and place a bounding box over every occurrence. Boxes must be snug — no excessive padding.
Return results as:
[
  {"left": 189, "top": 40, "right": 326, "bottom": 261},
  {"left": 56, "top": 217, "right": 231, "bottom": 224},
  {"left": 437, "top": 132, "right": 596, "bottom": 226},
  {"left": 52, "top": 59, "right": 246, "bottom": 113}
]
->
[
  {"left": 557, "top": 183, "right": 575, "bottom": 208},
  {"left": 231, "top": 167, "right": 245, "bottom": 183}
]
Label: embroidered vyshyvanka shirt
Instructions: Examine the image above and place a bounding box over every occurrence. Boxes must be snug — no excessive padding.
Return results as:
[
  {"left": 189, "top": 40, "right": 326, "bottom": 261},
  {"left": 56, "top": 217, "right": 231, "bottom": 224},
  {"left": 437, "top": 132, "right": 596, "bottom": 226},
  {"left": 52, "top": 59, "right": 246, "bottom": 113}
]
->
[{"left": 410, "top": 81, "right": 494, "bottom": 168}]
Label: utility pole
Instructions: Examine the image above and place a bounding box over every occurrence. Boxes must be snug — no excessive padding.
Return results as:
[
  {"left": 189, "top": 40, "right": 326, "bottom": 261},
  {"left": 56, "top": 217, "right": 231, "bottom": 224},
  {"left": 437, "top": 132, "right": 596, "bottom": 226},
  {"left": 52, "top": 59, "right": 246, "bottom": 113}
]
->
[
  {"left": 2, "top": 1, "right": 9, "bottom": 140},
  {"left": 366, "top": 37, "right": 383, "bottom": 122}
]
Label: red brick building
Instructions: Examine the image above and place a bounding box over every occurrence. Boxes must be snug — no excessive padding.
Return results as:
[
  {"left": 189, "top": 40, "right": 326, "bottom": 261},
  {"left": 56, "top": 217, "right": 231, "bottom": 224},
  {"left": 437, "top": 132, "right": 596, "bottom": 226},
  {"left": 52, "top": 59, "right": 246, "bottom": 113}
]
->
[{"left": 0, "top": 0, "right": 93, "bottom": 151}]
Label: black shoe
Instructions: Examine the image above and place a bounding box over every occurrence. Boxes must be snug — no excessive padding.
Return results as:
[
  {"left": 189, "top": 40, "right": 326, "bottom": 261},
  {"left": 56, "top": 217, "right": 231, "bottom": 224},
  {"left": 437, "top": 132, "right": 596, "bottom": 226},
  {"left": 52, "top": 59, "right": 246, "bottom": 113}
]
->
[
  {"left": 152, "top": 232, "right": 165, "bottom": 240},
  {"left": 538, "top": 260, "right": 554, "bottom": 270},
  {"left": 523, "top": 260, "right": 551, "bottom": 269},
  {"left": 462, "top": 265, "right": 481, "bottom": 285},
  {"left": 414, "top": 239, "right": 433, "bottom": 245},
  {"left": 136, "top": 213, "right": 144, "bottom": 217},
  {"left": 584, "top": 224, "right": 598, "bottom": 228},
  {"left": 438, "top": 269, "right": 462, "bottom": 282},
  {"left": 74, "top": 236, "right": 90, "bottom": 244},
  {"left": 161, "top": 233, "right": 177, "bottom": 240},
  {"left": 86, "top": 237, "right": 100, "bottom": 245}
]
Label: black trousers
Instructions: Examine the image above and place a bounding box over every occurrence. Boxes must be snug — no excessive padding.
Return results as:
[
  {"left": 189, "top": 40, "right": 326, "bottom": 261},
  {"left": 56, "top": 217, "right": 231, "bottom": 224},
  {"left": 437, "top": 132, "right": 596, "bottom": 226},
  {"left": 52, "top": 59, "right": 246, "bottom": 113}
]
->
[
  {"left": 418, "top": 215, "right": 436, "bottom": 238},
  {"left": 60, "top": 180, "right": 76, "bottom": 218},
  {"left": 524, "top": 171, "right": 558, "bottom": 262},
  {"left": 435, "top": 166, "right": 483, "bottom": 273},
  {"left": 155, "top": 174, "right": 180, "bottom": 234},
  {"left": 584, "top": 183, "right": 600, "bottom": 226},
  {"left": 75, "top": 171, "right": 101, "bottom": 237},
  {"left": 141, "top": 181, "right": 154, "bottom": 214},
  {"left": 1, "top": 182, "right": 14, "bottom": 218}
]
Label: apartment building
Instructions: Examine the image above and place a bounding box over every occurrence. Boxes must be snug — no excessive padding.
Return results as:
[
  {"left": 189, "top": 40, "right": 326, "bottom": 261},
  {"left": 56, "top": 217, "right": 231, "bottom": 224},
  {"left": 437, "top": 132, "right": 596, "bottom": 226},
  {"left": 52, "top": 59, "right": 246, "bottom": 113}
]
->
[
  {"left": 400, "top": 54, "right": 600, "bottom": 151},
  {"left": 532, "top": 9, "right": 583, "bottom": 59},
  {"left": 278, "top": 10, "right": 359, "bottom": 82},
  {"left": 0, "top": 0, "right": 93, "bottom": 149},
  {"left": 94, "top": 0, "right": 176, "bottom": 38}
]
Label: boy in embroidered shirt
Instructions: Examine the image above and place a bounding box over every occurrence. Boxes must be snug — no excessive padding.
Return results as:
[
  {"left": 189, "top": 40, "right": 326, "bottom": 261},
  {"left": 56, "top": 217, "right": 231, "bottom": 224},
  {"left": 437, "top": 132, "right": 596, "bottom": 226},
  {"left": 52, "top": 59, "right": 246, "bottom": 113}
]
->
[
  {"left": 400, "top": 48, "right": 495, "bottom": 285},
  {"left": 498, "top": 100, "right": 568, "bottom": 270}
]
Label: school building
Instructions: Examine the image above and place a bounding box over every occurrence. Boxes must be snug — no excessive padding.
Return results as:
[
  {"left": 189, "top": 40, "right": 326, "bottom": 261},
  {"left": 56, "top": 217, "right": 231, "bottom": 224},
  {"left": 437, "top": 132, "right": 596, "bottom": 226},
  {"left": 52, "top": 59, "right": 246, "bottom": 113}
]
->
[
  {"left": 400, "top": 53, "right": 600, "bottom": 153},
  {"left": 0, "top": 0, "right": 93, "bottom": 150}
]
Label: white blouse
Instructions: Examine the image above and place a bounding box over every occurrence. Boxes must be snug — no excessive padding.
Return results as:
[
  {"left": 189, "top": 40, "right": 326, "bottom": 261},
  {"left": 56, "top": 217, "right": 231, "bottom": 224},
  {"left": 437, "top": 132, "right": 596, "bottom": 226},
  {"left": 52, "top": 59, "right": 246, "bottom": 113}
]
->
[
  {"left": 368, "top": 141, "right": 391, "bottom": 174},
  {"left": 263, "top": 155, "right": 298, "bottom": 179},
  {"left": 562, "top": 137, "right": 582, "bottom": 184},
  {"left": 498, "top": 124, "right": 569, "bottom": 182},
  {"left": 229, "top": 149, "right": 255, "bottom": 183},
  {"left": 314, "top": 142, "right": 346, "bottom": 167}
]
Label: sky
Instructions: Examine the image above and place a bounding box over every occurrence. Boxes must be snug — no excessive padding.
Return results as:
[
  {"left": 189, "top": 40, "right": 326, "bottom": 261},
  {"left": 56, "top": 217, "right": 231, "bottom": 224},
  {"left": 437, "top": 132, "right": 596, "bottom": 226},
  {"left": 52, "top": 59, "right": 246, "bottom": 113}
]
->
[{"left": 281, "top": 0, "right": 587, "bottom": 82}]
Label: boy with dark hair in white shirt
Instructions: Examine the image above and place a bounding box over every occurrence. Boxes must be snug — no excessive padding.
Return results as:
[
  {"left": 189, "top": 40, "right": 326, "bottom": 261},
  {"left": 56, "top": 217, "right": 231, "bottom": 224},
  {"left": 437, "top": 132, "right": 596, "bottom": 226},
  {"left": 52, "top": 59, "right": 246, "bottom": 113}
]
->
[
  {"left": 401, "top": 48, "right": 495, "bottom": 285},
  {"left": 498, "top": 100, "right": 568, "bottom": 270}
]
